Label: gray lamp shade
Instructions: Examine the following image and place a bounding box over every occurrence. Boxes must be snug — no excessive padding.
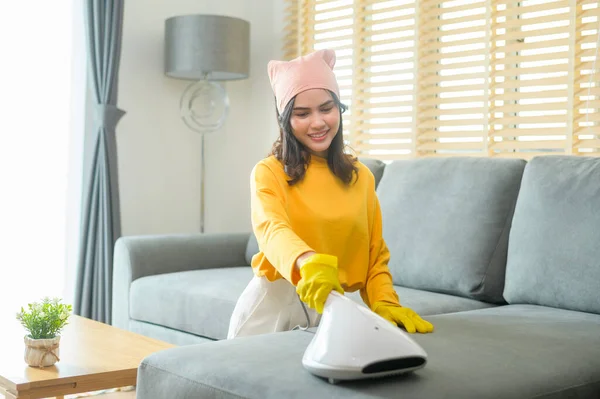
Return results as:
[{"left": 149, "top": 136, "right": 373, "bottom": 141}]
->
[{"left": 165, "top": 15, "right": 250, "bottom": 81}]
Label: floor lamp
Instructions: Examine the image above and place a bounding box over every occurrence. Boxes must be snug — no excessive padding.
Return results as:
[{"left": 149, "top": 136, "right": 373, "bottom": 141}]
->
[{"left": 164, "top": 14, "right": 250, "bottom": 233}]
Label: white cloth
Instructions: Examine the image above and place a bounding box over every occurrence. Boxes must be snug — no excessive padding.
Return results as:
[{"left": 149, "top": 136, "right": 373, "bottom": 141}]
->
[{"left": 227, "top": 275, "right": 320, "bottom": 339}]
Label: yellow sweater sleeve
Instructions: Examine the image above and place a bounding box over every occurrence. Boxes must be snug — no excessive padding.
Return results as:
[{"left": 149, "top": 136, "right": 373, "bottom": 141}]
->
[
  {"left": 250, "top": 163, "right": 314, "bottom": 285},
  {"left": 360, "top": 175, "right": 400, "bottom": 308}
]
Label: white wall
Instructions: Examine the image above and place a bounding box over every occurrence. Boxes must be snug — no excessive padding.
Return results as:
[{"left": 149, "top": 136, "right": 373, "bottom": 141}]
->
[{"left": 117, "top": 0, "right": 285, "bottom": 236}]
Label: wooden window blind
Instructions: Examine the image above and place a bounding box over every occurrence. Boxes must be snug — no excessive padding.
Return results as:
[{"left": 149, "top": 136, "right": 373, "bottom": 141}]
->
[{"left": 283, "top": 0, "right": 600, "bottom": 160}]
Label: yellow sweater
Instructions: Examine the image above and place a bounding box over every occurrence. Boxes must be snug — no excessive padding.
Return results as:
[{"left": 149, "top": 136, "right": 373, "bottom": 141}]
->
[{"left": 250, "top": 154, "right": 399, "bottom": 308}]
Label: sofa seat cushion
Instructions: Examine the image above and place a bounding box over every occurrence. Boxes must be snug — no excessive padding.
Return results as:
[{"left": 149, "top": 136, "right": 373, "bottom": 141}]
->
[
  {"left": 346, "top": 286, "right": 497, "bottom": 315},
  {"left": 504, "top": 156, "right": 600, "bottom": 314},
  {"left": 377, "top": 157, "right": 526, "bottom": 304},
  {"left": 131, "top": 268, "right": 496, "bottom": 343},
  {"left": 130, "top": 266, "right": 494, "bottom": 339},
  {"left": 130, "top": 267, "right": 254, "bottom": 340},
  {"left": 138, "top": 305, "right": 600, "bottom": 399},
  {"left": 129, "top": 320, "right": 214, "bottom": 346}
]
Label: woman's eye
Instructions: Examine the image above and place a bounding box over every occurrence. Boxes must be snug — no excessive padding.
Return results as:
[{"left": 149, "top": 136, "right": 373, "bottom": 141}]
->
[
  {"left": 321, "top": 107, "right": 333, "bottom": 113},
  {"left": 295, "top": 113, "right": 308, "bottom": 118}
]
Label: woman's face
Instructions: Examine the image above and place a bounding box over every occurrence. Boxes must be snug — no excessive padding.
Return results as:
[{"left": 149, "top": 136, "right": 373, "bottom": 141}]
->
[{"left": 289, "top": 89, "right": 340, "bottom": 158}]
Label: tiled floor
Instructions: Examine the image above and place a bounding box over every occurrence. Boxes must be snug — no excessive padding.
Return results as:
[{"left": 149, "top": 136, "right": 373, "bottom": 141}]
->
[
  {"left": 68, "top": 388, "right": 136, "bottom": 398},
  {"left": 1, "top": 390, "right": 136, "bottom": 399},
  {"left": 77, "top": 391, "right": 135, "bottom": 399}
]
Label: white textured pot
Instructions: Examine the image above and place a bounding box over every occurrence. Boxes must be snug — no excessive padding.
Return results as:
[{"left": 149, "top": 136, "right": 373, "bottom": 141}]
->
[{"left": 24, "top": 335, "right": 60, "bottom": 367}]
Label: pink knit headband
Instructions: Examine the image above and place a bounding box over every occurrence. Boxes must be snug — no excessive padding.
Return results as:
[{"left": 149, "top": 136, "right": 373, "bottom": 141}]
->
[{"left": 268, "top": 49, "right": 340, "bottom": 114}]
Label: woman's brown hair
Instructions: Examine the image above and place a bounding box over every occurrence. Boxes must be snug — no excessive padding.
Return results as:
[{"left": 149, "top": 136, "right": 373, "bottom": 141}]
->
[{"left": 270, "top": 90, "right": 358, "bottom": 185}]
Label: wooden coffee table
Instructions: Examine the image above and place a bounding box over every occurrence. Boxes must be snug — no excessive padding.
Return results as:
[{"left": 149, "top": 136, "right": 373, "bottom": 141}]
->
[{"left": 0, "top": 315, "right": 174, "bottom": 399}]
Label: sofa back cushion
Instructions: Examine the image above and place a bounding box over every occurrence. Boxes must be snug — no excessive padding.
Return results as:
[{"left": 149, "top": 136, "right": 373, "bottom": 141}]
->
[
  {"left": 378, "top": 157, "right": 526, "bottom": 303},
  {"left": 245, "top": 234, "right": 259, "bottom": 266},
  {"left": 244, "top": 158, "right": 387, "bottom": 265},
  {"left": 503, "top": 156, "right": 600, "bottom": 314}
]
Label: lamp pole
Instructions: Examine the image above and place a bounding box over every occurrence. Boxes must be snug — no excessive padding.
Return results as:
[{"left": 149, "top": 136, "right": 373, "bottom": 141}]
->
[
  {"left": 200, "top": 133, "right": 206, "bottom": 233},
  {"left": 179, "top": 78, "right": 229, "bottom": 233}
]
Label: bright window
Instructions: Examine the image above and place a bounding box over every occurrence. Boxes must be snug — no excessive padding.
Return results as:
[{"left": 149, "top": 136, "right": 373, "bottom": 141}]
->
[
  {"left": 0, "top": 1, "right": 84, "bottom": 319},
  {"left": 284, "top": 0, "right": 600, "bottom": 160}
]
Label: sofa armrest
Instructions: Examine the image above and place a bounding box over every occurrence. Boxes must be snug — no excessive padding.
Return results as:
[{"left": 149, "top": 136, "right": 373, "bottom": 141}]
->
[{"left": 112, "top": 232, "right": 250, "bottom": 329}]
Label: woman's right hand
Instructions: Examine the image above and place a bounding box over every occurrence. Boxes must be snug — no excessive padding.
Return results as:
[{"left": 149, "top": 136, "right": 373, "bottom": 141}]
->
[
  {"left": 295, "top": 253, "right": 344, "bottom": 314},
  {"left": 295, "top": 251, "right": 317, "bottom": 269}
]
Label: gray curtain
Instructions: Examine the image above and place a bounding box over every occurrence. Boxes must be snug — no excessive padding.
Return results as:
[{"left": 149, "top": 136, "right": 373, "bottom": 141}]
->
[{"left": 74, "top": 0, "right": 126, "bottom": 324}]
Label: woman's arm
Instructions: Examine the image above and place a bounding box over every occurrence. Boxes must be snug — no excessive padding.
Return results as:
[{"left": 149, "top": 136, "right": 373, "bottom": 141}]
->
[
  {"left": 251, "top": 163, "right": 315, "bottom": 284},
  {"left": 296, "top": 251, "right": 316, "bottom": 268},
  {"left": 360, "top": 172, "right": 400, "bottom": 308}
]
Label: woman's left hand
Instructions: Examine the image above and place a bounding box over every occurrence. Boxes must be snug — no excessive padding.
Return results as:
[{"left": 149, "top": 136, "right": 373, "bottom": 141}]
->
[{"left": 371, "top": 302, "right": 434, "bottom": 333}]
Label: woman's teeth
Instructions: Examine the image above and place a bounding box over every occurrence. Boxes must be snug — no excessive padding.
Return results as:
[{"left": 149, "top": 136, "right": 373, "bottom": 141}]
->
[{"left": 309, "top": 131, "right": 327, "bottom": 138}]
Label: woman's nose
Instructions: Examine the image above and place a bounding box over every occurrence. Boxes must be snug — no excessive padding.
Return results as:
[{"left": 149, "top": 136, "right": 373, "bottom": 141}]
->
[{"left": 310, "top": 115, "right": 327, "bottom": 130}]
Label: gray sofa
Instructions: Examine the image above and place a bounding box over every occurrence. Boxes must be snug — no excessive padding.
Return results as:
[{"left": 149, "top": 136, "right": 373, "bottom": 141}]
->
[{"left": 113, "top": 156, "right": 600, "bottom": 398}]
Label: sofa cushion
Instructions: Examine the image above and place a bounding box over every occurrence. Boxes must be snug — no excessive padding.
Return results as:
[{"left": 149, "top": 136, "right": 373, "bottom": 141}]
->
[
  {"left": 504, "top": 156, "right": 600, "bottom": 314},
  {"left": 130, "top": 267, "right": 254, "bottom": 340},
  {"left": 129, "top": 320, "right": 213, "bottom": 346},
  {"left": 245, "top": 157, "right": 388, "bottom": 265},
  {"left": 245, "top": 234, "right": 259, "bottom": 266},
  {"left": 345, "top": 286, "right": 496, "bottom": 315},
  {"left": 137, "top": 305, "right": 600, "bottom": 399},
  {"left": 131, "top": 265, "right": 495, "bottom": 343},
  {"left": 359, "top": 157, "right": 386, "bottom": 186},
  {"left": 378, "top": 157, "right": 526, "bottom": 304}
]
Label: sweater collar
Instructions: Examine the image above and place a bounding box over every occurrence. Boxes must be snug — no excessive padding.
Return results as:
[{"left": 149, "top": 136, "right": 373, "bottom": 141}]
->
[{"left": 309, "top": 154, "right": 328, "bottom": 167}]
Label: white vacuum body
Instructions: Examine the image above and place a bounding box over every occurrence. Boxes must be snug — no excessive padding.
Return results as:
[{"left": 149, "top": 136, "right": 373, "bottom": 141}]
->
[{"left": 302, "top": 291, "right": 427, "bottom": 383}]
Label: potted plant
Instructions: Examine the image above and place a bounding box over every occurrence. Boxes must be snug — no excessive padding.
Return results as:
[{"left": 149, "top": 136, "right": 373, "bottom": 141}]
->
[{"left": 16, "top": 297, "right": 72, "bottom": 367}]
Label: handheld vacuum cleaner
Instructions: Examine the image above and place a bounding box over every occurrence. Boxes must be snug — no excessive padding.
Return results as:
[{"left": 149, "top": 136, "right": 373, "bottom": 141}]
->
[{"left": 302, "top": 291, "right": 428, "bottom": 384}]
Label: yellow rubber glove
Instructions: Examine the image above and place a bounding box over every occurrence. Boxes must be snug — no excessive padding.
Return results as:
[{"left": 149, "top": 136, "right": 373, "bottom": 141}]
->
[
  {"left": 296, "top": 254, "right": 344, "bottom": 314},
  {"left": 372, "top": 302, "right": 434, "bottom": 334}
]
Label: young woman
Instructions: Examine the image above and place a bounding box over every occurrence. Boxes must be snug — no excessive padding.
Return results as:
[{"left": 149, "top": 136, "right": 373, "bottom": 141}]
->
[{"left": 227, "top": 49, "right": 433, "bottom": 339}]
